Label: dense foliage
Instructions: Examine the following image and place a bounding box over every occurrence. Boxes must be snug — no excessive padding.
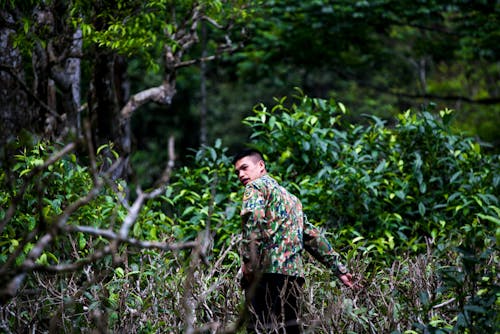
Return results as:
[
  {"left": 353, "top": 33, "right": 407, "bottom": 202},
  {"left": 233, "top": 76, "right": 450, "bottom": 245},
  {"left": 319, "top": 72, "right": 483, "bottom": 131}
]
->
[
  {"left": 246, "top": 93, "right": 499, "bottom": 257},
  {"left": 2, "top": 1, "right": 498, "bottom": 188},
  {"left": 230, "top": 0, "right": 500, "bottom": 142},
  {"left": 2, "top": 1, "right": 498, "bottom": 331},
  {"left": 1, "top": 94, "right": 498, "bottom": 332}
]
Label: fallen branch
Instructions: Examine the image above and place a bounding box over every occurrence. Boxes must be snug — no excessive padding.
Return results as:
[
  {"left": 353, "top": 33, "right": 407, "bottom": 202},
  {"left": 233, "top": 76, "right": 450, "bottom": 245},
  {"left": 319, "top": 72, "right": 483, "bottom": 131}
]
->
[{"left": 433, "top": 298, "right": 456, "bottom": 309}]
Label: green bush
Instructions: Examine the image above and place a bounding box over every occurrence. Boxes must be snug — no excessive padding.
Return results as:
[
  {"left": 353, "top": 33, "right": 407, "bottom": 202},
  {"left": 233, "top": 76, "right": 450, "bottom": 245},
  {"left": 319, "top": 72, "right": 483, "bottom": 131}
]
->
[
  {"left": 244, "top": 93, "right": 499, "bottom": 261},
  {"left": 1, "top": 93, "right": 498, "bottom": 333},
  {"left": 0, "top": 142, "right": 122, "bottom": 267},
  {"left": 241, "top": 93, "right": 499, "bottom": 332}
]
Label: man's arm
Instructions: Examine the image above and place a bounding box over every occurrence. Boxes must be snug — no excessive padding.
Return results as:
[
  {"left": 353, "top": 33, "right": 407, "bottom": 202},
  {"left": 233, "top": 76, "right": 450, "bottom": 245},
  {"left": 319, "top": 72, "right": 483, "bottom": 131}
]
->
[
  {"left": 303, "top": 216, "right": 354, "bottom": 287},
  {"left": 240, "top": 183, "right": 266, "bottom": 276}
]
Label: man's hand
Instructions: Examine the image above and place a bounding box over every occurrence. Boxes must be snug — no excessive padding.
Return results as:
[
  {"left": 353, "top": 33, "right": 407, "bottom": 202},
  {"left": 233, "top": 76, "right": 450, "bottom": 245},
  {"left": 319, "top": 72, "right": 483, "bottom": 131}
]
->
[
  {"left": 240, "top": 263, "right": 255, "bottom": 290},
  {"left": 339, "top": 272, "right": 356, "bottom": 288}
]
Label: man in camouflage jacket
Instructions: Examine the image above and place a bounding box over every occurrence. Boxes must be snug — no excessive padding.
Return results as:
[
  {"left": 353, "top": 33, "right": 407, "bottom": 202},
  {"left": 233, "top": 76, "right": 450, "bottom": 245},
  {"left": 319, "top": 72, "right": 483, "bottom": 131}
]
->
[{"left": 233, "top": 148, "right": 355, "bottom": 333}]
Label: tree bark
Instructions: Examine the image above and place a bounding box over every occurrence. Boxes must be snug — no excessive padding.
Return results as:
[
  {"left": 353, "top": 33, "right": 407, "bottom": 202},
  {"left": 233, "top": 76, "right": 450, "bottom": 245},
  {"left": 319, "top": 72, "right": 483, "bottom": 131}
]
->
[
  {"left": 66, "top": 28, "right": 83, "bottom": 136},
  {"left": 1, "top": 4, "right": 83, "bottom": 143},
  {"left": 0, "top": 10, "right": 31, "bottom": 146},
  {"left": 89, "top": 50, "right": 131, "bottom": 179},
  {"left": 200, "top": 21, "right": 208, "bottom": 146}
]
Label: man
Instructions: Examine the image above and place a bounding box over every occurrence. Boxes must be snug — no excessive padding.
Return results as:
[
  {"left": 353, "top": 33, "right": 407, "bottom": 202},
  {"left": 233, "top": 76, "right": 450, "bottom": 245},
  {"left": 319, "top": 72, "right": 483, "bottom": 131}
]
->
[{"left": 233, "top": 148, "right": 355, "bottom": 333}]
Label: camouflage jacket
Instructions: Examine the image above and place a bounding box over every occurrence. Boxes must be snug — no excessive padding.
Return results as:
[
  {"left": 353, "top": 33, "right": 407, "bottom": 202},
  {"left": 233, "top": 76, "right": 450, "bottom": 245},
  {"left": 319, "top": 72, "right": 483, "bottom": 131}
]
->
[{"left": 240, "top": 174, "right": 347, "bottom": 278}]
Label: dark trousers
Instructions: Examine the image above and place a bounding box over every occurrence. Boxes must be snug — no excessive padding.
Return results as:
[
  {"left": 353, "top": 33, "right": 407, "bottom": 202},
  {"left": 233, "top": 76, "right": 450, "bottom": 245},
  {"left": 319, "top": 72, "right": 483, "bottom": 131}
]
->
[{"left": 245, "top": 273, "right": 305, "bottom": 334}]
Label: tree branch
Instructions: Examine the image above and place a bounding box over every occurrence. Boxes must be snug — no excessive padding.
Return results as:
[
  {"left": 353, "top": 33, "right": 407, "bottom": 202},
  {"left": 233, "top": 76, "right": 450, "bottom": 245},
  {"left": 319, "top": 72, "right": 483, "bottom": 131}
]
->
[
  {"left": 28, "top": 233, "right": 197, "bottom": 274},
  {"left": 332, "top": 66, "right": 500, "bottom": 105},
  {"left": 392, "top": 92, "right": 500, "bottom": 105},
  {"left": 120, "top": 84, "right": 176, "bottom": 120},
  {"left": 175, "top": 45, "right": 240, "bottom": 69}
]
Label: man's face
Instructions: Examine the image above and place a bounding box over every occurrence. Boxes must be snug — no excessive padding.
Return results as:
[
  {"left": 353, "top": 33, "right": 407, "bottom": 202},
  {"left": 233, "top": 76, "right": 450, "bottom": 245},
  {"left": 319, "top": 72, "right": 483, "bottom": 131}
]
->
[{"left": 234, "top": 156, "right": 265, "bottom": 186}]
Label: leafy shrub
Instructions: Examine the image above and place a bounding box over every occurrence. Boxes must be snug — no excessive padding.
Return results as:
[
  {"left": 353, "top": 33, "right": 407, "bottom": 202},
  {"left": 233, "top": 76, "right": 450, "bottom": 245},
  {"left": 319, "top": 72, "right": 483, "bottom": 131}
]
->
[
  {"left": 1, "top": 93, "right": 498, "bottom": 333},
  {"left": 244, "top": 93, "right": 499, "bottom": 262},
  {"left": 242, "top": 92, "right": 499, "bottom": 332},
  {"left": 0, "top": 142, "right": 122, "bottom": 267}
]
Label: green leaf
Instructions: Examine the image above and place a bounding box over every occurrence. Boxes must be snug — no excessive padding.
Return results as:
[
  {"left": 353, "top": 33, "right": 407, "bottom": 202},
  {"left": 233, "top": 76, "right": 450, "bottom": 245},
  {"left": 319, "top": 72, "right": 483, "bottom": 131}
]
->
[
  {"left": 338, "top": 102, "right": 347, "bottom": 114},
  {"left": 133, "top": 223, "right": 142, "bottom": 238},
  {"left": 78, "top": 233, "right": 87, "bottom": 250},
  {"left": 418, "top": 202, "right": 426, "bottom": 216},
  {"left": 464, "top": 305, "right": 486, "bottom": 313},
  {"left": 477, "top": 213, "right": 500, "bottom": 225},
  {"left": 36, "top": 253, "right": 48, "bottom": 265},
  {"left": 115, "top": 267, "right": 125, "bottom": 278}
]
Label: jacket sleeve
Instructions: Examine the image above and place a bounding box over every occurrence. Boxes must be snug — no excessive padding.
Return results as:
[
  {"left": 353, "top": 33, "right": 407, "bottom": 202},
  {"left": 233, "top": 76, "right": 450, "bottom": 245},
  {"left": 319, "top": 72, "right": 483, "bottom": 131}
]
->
[
  {"left": 303, "top": 214, "right": 348, "bottom": 276},
  {"left": 240, "top": 183, "right": 266, "bottom": 269}
]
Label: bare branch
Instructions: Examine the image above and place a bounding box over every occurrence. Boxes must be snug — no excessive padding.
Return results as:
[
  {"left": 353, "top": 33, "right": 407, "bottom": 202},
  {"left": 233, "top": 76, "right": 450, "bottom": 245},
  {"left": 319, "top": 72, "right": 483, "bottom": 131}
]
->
[
  {"left": 154, "top": 136, "right": 176, "bottom": 189},
  {"left": 83, "top": 120, "right": 98, "bottom": 183},
  {"left": 433, "top": 298, "right": 456, "bottom": 309},
  {"left": 202, "top": 15, "right": 224, "bottom": 29},
  {"left": 0, "top": 157, "right": 123, "bottom": 299},
  {"left": 22, "top": 185, "right": 104, "bottom": 270},
  {"left": 29, "top": 238, "right": 198, "bottom": 274},
  {"left": 120, "top": 4, "right": 244, "bottom": 121},
  {"left": 333, "top": 66, "right": 500, "bottom": 105},
  {"left": 116, "top": 135, "right": 176, "bottom": 244},
  {"left": 120, "top": 84, "right": 176, "bottom": 120},
  {"left": 175, "top": 45, "right": 240, "bottom": 69},
  {"left": 176, "top": 5, "right": 202, "bottom": 50},
  {"left": 392, "top": 92, "right": 500, "bottom": 105},
  {"left": 65, "top": 225, "right": 198, "bottom": 251}
]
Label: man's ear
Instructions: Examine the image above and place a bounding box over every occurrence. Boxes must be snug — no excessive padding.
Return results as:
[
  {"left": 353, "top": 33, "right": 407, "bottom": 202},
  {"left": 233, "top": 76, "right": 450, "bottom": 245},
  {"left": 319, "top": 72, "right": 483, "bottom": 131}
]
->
[{"left": 258, "top": 160, "right": 266, "bottom": 172}]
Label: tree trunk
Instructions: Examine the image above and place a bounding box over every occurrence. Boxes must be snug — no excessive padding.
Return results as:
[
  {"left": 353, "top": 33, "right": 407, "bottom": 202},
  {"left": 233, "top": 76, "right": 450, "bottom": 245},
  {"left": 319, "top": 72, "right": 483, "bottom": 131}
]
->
[
  {"left": 200, "top": 21, "right": 208, "bottom": 146},
  {"left": 0, "top": 10, "right": 32, "bottom": 146},
  {"left": 1, "top": 4, "right": 82, "bottom": 143},
  {"left": 89, "top": 50, "right": 131, "bottom": 179},
  {"left": 67, "top": 28, "right": 83, "bottom": 136}
]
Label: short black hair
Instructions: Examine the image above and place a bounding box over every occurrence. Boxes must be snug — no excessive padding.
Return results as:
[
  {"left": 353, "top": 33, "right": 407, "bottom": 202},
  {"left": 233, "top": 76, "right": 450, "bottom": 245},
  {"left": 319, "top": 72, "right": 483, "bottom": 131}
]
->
[{"left": 232, "top": 148, "right": 264, "bottom": 165}]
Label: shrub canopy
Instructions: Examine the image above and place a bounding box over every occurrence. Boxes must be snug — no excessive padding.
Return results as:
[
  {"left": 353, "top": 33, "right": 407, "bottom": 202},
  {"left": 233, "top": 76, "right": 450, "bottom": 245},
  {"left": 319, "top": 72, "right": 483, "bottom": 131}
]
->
[{"left": 1, "top": 94, "right": 498, "bottom": 332}]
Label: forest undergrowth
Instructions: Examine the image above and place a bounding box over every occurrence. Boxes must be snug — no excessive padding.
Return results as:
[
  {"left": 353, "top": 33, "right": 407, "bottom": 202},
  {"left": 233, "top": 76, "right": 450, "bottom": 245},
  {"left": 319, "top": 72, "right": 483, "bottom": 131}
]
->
[{"left": 1, "top": 95, "right": 498, "bottom": 333}]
